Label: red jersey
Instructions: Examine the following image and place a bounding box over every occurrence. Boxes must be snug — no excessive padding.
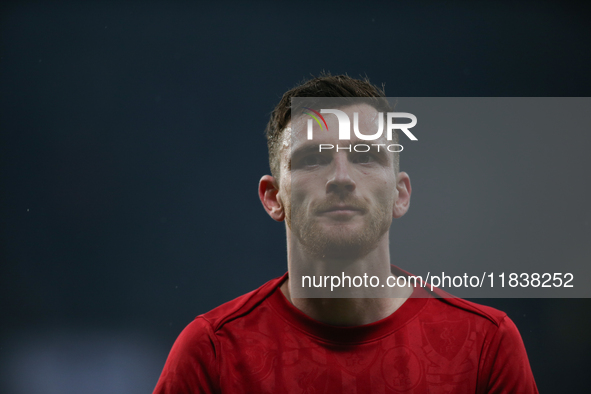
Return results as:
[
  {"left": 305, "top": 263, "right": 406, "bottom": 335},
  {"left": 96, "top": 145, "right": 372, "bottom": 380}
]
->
[{"left": 154, "top": 269, "right": 538, "bottom": 393}]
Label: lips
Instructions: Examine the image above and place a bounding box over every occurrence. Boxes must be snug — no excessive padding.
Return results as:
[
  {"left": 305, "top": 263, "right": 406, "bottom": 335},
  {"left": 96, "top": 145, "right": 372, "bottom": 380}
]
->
[
  {"left": 321, "top": 205, "right": 361, "bottom": 213},
  {"left": 314, "top": 199, "right": 367, "bottom": 215},
  {"left": 317, "top": 203, "right": 368, "bottom": 216}
]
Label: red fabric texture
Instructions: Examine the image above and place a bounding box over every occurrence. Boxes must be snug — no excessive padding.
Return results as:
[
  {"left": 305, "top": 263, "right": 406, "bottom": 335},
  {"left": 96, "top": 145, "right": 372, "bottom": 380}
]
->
[{"left": 154, "top": 269, "right": 538, "bottom": 393}]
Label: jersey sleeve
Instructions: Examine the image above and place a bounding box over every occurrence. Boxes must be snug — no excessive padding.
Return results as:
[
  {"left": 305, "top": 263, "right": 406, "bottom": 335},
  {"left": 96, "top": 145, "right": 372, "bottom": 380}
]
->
[
  {"left": 479, "top": 315, "right": 538, "bottom": 394},
  {"left": 153, "top": 317, "right": 220, "bottom": 394}
]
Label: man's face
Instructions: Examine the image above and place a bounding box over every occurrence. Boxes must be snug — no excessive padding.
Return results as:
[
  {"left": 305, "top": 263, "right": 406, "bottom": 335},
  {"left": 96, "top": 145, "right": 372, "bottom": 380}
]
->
[{"left": 278, "top": 104, "right": 399, "bottom": 259}]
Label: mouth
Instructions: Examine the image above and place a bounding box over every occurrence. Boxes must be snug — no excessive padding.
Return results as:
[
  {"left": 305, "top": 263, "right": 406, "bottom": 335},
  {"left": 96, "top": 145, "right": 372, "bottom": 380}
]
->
[{"left": 320, "top": 205, "right": 363, "bottom": 214}]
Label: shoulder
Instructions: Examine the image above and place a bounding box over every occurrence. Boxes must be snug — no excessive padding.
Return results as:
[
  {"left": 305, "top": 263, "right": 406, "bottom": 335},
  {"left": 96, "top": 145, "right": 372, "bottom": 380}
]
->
[
  {"left": 421, "top": 289, "right": 538, "bottom": 392},
  {"left": 395, "top": 265, "right": 508, "bottom": 328},
  {"left": 153, "top": 274, "right": 287, "bottom": 394},
  {"left": 165, "top": 272, "right": 286, "bottom": 360},
  {"left": 421, "top": 295, "right": 537, "bottom": 392},
  {"left": 198, "top": 273, "right": 287, "bottom": 332},
  {"left": 432, "top": 294, "right": 508, "bottom": 327}
]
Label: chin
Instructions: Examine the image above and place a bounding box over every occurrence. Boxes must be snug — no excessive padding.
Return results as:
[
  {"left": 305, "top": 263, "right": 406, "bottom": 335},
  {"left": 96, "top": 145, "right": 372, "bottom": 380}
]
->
[
  {"left": 301, "top": 227, "right": 383, "bottom": 260},
  {"left": 292, "top": 212, "right": 391, "bottom": 259}
]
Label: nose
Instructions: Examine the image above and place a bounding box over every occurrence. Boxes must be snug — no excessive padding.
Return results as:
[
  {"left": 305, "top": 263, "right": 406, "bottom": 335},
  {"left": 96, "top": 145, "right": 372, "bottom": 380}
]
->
[{"left": 326, "top": 153, "right": 356, "bottom": 194}]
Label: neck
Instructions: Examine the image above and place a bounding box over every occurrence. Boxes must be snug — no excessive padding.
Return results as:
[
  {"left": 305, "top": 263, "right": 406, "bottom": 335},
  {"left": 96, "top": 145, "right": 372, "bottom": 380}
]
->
[{"left": 281, "top": 231, "right": 412, "bottom": 326}]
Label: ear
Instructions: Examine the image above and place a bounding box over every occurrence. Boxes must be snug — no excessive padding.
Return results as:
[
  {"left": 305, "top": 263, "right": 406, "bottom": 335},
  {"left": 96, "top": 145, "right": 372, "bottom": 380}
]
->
[
  {"left": 393, "top": 171, "right": 411, "bottom": 219},
  {"left": 259, "top": 175, "right": 285, "bottom": 222}
]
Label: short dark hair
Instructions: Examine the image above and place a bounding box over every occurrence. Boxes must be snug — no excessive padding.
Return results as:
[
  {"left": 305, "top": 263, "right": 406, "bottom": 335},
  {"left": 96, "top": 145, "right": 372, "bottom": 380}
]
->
[{"left": 265, "top": 73, "right": 397, "bottom": 181}]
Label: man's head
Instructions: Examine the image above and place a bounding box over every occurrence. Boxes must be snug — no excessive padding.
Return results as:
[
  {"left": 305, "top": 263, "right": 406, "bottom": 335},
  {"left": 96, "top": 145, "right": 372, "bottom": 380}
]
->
[
  {"left": 259, "top": 74, "right": 411, "bottom": 259},
  {"left": 265, "top": 74, "right": 399, "bottom": 182}
]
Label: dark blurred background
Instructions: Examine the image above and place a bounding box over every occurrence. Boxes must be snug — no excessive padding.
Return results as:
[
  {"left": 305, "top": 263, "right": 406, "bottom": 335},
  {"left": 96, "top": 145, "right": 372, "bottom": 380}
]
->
[{"left": 1, "top": 1, "right": 590, "bottom": 393}]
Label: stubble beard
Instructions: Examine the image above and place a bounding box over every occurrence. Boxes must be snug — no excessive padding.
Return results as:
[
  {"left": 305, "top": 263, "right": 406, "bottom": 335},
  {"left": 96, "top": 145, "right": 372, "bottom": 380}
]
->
[{"left": 286, "top": 198, "right": 392, "bottom": 260}]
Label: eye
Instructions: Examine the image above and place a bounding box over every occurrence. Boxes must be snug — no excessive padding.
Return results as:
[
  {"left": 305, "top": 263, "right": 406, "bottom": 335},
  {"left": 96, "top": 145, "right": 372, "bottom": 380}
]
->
[
  {"left": 302, "top": 154, "right": 328, "bottom": 167},
  {"left": 352, "top": 153, "right": 375, "bottom": 164}
]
